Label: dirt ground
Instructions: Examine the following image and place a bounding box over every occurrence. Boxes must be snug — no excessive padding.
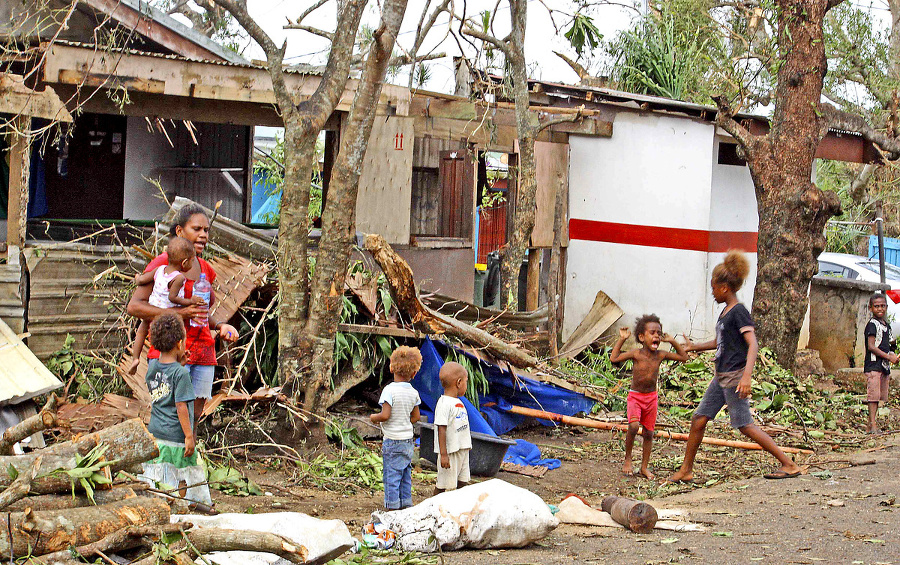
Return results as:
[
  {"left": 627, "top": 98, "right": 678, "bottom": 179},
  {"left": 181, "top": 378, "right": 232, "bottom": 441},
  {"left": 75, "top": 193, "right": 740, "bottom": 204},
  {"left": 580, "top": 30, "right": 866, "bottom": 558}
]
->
[{"left": 209, "top": 420, "right": 900, "bottom": 564}]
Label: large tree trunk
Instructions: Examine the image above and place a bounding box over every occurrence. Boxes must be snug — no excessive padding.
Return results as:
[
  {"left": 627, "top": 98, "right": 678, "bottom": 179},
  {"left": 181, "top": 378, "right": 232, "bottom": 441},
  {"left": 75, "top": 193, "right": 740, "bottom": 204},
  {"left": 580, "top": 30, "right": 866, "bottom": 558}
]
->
[
  {"left": 41, "top": 418, "right": 158, "bottom": 472},
  {"left": 299, "top": 0, "right": 411, "bottom": 417},
  {"left": 498, "top": 0, "right": 538, "bottom": 310},
  {"left": 716, "top": 0, "right": 842, "bottom": 367},
  {"left": 0, "top": 496, "right": 170, "bottom": 558}
]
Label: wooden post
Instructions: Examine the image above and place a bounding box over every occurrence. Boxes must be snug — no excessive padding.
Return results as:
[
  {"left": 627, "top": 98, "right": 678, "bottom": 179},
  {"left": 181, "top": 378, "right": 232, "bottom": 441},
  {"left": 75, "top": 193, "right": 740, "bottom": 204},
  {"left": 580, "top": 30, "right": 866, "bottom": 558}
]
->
[
  {"left": 526, "top": 248, "right": 540, "bottom": 311},
  {"left": 7, "top": 115, "right": 30, "bottom": 253},
  {"left": 601, "top": 496, "right": 658, "bottom": 533}
]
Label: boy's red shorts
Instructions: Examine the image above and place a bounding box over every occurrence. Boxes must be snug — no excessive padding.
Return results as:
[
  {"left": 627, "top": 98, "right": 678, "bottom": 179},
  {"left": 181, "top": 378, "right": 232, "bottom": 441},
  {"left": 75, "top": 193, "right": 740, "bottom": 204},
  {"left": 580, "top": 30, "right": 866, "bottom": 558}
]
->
[{"left": 626, "top": 390, "right": 658, "bottom": 432}]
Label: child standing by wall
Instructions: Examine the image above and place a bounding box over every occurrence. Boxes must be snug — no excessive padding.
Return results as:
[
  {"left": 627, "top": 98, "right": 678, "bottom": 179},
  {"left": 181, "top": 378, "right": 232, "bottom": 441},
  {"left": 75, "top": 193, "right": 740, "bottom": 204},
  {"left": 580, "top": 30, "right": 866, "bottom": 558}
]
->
[
  {"left": 371, "top": 346, "right": 422, "bottom": 510},
  {"left": 433, "top": 362, "right": 472, "bottom": 494},
  {"left": 863, "top": 293, "right": 897, "bottom": 433},
  {"left": 128, "top": 237, "right": 206, "bottom": 375},
  {"left": 610, "top": 315, "right": 688, "bottom": 479},
  {"left": 139, "top": 313, "right": 212, "bottom": 507},
  {"left": 667, "top": 250, "right": 802, "bottom": 483}
]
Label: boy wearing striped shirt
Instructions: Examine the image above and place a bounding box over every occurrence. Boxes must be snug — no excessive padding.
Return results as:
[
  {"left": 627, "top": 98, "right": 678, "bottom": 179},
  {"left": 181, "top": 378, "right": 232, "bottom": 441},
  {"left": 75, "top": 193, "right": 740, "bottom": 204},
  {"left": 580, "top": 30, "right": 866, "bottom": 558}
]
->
[{"left": 371, "top": 346, "right": 422, "bottom": 510}]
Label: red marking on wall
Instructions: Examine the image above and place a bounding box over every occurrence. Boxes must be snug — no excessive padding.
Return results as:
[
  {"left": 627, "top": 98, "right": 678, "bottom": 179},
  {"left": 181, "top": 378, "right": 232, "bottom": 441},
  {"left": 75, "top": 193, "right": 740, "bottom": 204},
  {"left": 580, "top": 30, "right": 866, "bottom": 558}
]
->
[
  {"left": 568, "top": 219, "right": 757, "bottom": 253},
  {"left": 394, "top": 133, "right": 404, "bottom": 150}
]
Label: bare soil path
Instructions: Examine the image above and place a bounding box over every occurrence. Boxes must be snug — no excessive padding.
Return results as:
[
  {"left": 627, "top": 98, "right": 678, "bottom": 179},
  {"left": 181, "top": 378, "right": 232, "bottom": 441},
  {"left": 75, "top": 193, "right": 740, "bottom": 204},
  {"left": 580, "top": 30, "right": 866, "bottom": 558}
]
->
[{"left": 212, "top": 427, "right": 900, "bottom": 564}]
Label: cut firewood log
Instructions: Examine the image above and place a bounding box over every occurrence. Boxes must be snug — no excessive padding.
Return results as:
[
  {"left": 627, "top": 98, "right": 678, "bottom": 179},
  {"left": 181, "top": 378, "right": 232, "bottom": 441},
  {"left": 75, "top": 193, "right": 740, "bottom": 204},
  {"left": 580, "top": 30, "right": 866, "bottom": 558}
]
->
[
  {"left": 6, "top": 487, "right": 136, "bottom": 512},
  {"left": 41, "top": 418, "right": 159, "bottom": 472},
  {"left": 0, "top": 495, "right": 170, "bottom": 558},
  {"left": 601, "top": 495, "right": 658, "bottom": 533},
  {"left": 364, "top": 234, "right": 540, "bottom": 369},
  {"left": 128, "top": 528, "right": 309, "bottom": 565},
  {"left": 0, "top": 395, "right": 58, "bottom": 455},
  {"left": 36, "top": 522, "right": 187, "bottom": 565}
]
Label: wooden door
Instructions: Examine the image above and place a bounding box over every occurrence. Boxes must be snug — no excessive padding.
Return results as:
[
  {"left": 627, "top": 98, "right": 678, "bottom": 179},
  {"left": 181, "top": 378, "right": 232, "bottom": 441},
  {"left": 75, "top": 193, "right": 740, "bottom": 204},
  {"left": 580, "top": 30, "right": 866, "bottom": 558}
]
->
[{"left": 439, "top": 149, "right": 475, "bottom": 240}]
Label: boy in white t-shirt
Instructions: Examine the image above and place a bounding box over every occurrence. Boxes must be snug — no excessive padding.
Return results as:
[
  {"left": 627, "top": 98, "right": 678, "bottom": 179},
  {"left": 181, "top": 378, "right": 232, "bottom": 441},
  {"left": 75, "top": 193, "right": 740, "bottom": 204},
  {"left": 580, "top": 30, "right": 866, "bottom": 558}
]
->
[
  {"left": 371, "top": 346, "right": 422, "bottom": 510},
  {"left": 433, "top": 362, "right": 472, "bottom": 494}
]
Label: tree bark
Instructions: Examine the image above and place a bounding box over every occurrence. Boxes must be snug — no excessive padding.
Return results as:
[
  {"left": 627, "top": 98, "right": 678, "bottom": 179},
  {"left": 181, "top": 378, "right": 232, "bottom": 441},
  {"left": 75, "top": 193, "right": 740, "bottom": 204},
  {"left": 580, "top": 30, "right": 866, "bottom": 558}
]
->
[
  {"left": 127, "top": 528, "right": 309, "bottom": 565},
  {"left": 0, "top": 496, "right": 170, "bottom": 558},
  {"left": 0, "top": 395, "right": 57, "bottom": 455},
  {"left": 0, "top": 454, "right": 112, "bottom": 494},
  {"left": 0, "top": 455, "right": 41, "bottom": 510},
  {"left": 6, "top": 487, "right": 136, "bottom": 513},
  {"left": 299, "top": 0, "right": 411, "bottom": 417},
  {"left": 601, "top": 496, "right": 658, "bottom": 533},
  {"left": 36, "top": 522, "right": 185, "bottom": 565},
  {"left": 713, "top": 0, "right": 843, "bottom": 367},
  {"left": 41, "top": 418, "right": 158, "bottom": 472}
]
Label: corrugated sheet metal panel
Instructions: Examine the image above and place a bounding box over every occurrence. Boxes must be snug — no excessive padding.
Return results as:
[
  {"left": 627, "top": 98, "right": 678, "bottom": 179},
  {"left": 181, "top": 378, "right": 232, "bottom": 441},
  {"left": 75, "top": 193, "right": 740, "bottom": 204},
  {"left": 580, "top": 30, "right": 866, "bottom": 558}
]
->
[
  {"left": 0, "top": 316, "right": 62, "bottom": 406},
  {"left": 24, "top": 243, "right": 145, "bottom": 361}
]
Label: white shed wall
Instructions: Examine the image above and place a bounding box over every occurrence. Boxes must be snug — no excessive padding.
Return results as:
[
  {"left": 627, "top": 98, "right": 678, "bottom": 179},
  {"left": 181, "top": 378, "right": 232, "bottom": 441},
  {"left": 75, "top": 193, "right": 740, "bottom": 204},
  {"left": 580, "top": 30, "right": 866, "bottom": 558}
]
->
[{"left": 564, "top": 114, "right": 760, "bottom": 342}]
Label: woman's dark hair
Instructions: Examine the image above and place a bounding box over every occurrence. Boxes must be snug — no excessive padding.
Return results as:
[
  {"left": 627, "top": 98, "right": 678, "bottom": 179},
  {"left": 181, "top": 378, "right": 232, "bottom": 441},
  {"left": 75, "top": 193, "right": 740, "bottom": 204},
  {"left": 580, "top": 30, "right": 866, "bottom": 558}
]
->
[
  {"left": 712, "top": 250, "right": 751, "bottom": 292},
  {"left": 149, "top": 313, "right": 186, "bottom": 353},
  {"left": 168, "top": 203, "right": 209, "bottom": 236}
]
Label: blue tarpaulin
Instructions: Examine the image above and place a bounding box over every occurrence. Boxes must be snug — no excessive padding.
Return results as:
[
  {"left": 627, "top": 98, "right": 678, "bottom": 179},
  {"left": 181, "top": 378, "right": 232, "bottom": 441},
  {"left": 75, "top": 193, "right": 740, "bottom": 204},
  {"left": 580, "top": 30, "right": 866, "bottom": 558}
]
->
[{"left": 409, "top": 337, "right": 596, "bottom": 442}]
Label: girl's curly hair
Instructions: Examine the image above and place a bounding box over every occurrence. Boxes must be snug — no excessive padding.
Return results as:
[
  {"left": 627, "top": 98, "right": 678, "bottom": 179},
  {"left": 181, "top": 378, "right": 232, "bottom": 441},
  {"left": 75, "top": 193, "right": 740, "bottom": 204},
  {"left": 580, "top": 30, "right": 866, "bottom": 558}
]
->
[
  {"left": 389, "top": 346, "right": 423, "bottom": 379},
  {"left": 712, "top": 250, "right": 750, "bottom": 291}
]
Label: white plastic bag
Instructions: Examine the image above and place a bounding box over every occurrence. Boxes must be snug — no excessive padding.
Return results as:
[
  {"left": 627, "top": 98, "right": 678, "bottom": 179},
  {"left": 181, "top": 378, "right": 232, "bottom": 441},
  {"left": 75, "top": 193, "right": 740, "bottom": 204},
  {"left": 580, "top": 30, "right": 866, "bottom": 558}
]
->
[
  {"left": 372, "top": 479, "right": 558, "bottom": 552},
  {"left": 172, "top": 512, "right": 355, "bottom": 565}
]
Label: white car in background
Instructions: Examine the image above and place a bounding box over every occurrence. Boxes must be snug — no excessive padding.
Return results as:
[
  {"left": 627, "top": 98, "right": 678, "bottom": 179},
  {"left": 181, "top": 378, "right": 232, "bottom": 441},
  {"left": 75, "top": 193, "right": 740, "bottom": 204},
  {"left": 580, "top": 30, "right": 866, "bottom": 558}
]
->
[{"left": 817, "top": 252, "right": 900, "bottom": 334}]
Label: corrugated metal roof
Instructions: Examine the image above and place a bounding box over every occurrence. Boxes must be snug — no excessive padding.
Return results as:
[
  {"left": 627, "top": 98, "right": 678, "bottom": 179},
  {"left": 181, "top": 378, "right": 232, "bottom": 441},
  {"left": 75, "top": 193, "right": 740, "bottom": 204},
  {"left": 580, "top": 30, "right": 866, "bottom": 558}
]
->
[
  {"left": 116, "top": 0, "right": 249, "bottom": 65},
  {"left": 0, "top": 317, "right": 62, "bottom": 406}
]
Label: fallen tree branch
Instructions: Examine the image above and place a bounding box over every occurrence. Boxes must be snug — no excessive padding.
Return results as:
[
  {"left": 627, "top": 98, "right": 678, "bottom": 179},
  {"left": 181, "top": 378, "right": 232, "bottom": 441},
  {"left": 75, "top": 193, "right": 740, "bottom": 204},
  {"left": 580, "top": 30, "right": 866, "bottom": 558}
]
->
[
  {"left": 503, "top": 404, "right": 814, "bottom": 455},
  {"left": 364, "top": 234, "right": 540, "bottom": 368},
  {"left": 0, "top": 395, "right": 58, "bottom": 455},
  {"left": 0, "top": 455, "right": 41, "bottom": 510},
  {"left": 128, "top": 528, "right": 309, "bottom": 565},
  {"left": 6, "top": 487, "right": 136, "bottom": 512},
  {"left": 36, "top": 523, "right": 187, "bottom": 565}
]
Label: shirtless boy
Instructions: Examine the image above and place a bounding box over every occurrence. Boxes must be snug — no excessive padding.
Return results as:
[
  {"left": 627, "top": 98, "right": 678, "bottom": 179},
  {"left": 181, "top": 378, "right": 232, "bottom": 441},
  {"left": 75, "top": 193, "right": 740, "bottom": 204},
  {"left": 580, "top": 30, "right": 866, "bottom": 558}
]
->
[{"left": 610, "top": 315, "right": 688, "bottom": 479}]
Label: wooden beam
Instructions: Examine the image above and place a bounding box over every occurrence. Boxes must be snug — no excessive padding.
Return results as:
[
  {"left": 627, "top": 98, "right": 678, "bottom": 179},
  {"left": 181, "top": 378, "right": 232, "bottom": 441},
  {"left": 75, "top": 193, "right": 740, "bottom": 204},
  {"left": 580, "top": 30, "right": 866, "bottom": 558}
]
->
[
  {"left": 7, "top": 116, "right": 30, "bottom": 252},
  {"left": 57, "top": 70, "right": 165, "bottom": 94},
  {"left": 42, "top": 43, "right": 411, "bottom": 116},
  {"left": 526, "top": 248, "right": 541, "bottom": 311},
  {"left": 337, "top": 323, "right": 421, "bottom": 338},
  {"left": 0, "top": 74, "right": 72, "bottom": 123}
]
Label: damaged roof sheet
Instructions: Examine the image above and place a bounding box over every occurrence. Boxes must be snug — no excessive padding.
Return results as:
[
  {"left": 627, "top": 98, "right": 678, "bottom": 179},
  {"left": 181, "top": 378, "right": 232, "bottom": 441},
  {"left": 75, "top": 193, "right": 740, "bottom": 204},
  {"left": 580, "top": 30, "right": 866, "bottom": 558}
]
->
[{"left": 0, "top": 318, "right": 63, "bottom": 406}]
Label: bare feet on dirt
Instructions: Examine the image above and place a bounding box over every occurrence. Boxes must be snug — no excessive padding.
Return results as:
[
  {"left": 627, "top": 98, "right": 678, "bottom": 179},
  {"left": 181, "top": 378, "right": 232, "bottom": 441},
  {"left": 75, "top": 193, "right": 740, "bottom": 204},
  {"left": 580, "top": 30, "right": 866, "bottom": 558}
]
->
[
  {"left": 621, "top": 462, "right": 633, "bottom": 476},
  {"left": 639, "top": 467, "right": 655, "bottom": 480},
  {"left": 664, "top": 469, "right": 693, "bottom": 484}
]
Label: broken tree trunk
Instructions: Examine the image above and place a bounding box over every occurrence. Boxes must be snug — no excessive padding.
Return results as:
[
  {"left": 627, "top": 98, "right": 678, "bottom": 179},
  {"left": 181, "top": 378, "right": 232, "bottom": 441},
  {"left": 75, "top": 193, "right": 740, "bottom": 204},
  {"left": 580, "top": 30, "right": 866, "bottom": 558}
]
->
[
  {"left": 0, "top": 455, "right": 42, "bottom": 510},
  {"left": 37, "top": 523, "right": 187, "bottom": 565},
  {"left": 601, "top": 496, "right": 658, "bottom": 533},
  {"left": 41, "top": 418, "right": 158, "bottom": 472},
  {"left": 504, "top": 405, "right": 814, "bottom": 455},
  {"left": 364, "top": 234, "right": 541, "bottom": 369},
  {"left": 6, "top": 487, "right": 136, "bottom": 512},
  {"left": 128, "top": 528, "right": 309, "bottom": 565},
  {"left": 0, "top": 395, "right": 58, "bottom": 455},
  {"left": 0, "top": 496, "right": 170, "bottom": 558}
]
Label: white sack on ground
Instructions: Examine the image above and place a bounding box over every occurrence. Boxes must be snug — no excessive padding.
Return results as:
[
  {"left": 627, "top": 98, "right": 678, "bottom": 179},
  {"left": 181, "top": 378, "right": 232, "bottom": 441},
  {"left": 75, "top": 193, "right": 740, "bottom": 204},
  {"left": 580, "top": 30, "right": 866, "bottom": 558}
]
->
[
  {"left": 172, "top": 512, "right": 355, "bottom": 565},
  {"left": 372, "top": 479, "right": 558, "bottom": 552},
  {"left": 556, "top": 495, "right": 705, "bottom": 532}
]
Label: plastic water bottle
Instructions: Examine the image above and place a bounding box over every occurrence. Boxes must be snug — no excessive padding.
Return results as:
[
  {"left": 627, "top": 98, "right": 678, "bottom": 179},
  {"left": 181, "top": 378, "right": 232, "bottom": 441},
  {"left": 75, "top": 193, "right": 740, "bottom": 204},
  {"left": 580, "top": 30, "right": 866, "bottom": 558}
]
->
[{"left": 190, "top": 273, "right": 211, "bottom": 328}]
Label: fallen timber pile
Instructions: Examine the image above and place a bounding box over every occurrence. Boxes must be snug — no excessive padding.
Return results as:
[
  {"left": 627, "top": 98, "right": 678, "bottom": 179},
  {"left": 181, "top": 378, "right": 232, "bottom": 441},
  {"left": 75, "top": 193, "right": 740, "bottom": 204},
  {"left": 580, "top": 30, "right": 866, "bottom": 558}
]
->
[{"left": 0, "top": 398, "right": 308, "bottom": 564}]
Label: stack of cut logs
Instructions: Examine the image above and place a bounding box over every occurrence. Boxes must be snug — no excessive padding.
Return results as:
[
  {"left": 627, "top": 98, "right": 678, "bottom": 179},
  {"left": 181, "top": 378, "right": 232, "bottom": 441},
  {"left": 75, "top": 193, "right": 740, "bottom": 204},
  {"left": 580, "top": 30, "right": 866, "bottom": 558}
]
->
[{"left": 0, "top": 397, "right": 309, "bottom": 564}]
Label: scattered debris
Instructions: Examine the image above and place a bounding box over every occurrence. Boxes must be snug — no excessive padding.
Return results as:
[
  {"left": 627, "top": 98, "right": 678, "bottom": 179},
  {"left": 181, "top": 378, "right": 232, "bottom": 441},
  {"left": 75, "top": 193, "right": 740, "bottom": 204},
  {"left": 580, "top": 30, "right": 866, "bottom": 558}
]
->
[
  {"left": 556, "top": 495, "right": 704, "bottom": 532},
  {"left": 558, "top": 290, "right": 623, "bottom": 359},
  {"left": 500, "top": 461, "right": 549, "bottom": 478}
]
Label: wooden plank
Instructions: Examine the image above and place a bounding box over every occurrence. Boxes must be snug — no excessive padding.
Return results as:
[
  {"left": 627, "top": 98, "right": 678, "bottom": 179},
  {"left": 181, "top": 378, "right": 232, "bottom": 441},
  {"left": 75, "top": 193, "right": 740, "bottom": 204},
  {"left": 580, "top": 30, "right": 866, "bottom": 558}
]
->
[
  {"left": 413, "top": 116, "right": 516, "bottom": 153},
  {"left": 526, "top": 248, "right": 541, "bottom": 311},
  {"left": 56, "top": 69, "right": 165, "bottom": 94},
  {"left": 0, "top": 74, "right": 72, "bottom": 122},
  {"left": 355, "top": 117, "right": 414, "bottom": 245},
  {"left": 337, "top": 323, "right": 420, "bottom": 338},
  {"left": 6, "top": 117, "right": 30, "bottom": 250},
  {"left": 531, "top": 141, "right": 569, "bottom": 248},
  {"left": 559, "top": 290, "right": 624, "bottom": 359}
]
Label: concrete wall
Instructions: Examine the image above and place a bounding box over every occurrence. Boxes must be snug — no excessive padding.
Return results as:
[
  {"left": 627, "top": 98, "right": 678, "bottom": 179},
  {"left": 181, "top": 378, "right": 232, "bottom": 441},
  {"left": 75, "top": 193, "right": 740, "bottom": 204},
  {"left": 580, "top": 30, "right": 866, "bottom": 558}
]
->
[
  {"left": 564, "top": 112, "right": 724, "bottom": 341},
  {"left": 123, "top": 117, "right": 179, "bottom": 220},
  {"left": 807, "top": 276, "right": 889, "bottom": 371}
]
